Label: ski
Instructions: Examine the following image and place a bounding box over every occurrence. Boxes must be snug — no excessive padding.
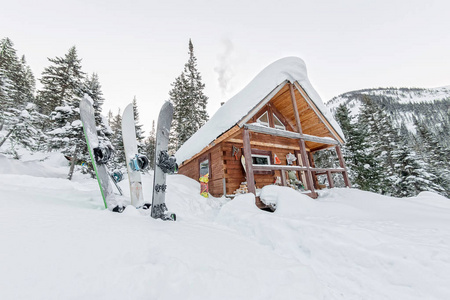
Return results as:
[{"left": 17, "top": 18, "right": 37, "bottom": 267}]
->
[
  {"left": 80, "top": 95, "right": 125, "bottom": 212},
  {"left": 151, "top": 101, "right": 177, "bottom": 221},
  {"left": 122, "top": 103, "right": 150, "bottom": 209}
]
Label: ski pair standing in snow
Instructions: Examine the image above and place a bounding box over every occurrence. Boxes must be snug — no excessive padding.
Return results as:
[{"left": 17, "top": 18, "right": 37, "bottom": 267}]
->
[{"left": 80, "top": 95, "right": 126, "bottom": 212}]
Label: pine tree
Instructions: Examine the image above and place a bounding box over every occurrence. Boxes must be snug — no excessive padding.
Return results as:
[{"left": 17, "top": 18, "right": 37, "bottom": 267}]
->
[
  {"left": 335, "top": 103, "right": 382, "bottom": 192},
  {"left": 144, "top": 120, "right": 156, "bottom": 169},
  {"left": 9, "top": 103, "right": 48, "bottom": 151},
  {"left": 414, "top": 118, "right": 450, "bottom": 197},
  {"left": 108, "top": 108, "right": 125, "bottom": 170},
  {"left": 40, "top": 46, "right": 87, "bottom": 180},
  {"left": 392, "top": 144, "right": 445, "bottom": 197},
  {"left": 359, "top": 96, "right": 400, "bottom": 194},
  {"left": 170, "top": 39, "right": 209, "bottom": 150},
  {"left": 37, "top": 46, "right": 85, "bottom": 115},
  {"left": 0, "top": 38, "right": 38, "bottom": 152},
  {"left": 132, "top": 97, "right": 145, "bottom": 147}
]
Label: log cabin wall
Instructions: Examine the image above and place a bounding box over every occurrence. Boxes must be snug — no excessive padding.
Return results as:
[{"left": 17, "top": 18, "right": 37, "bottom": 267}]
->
[
  {"left": 177, "top": 144, "right": 225, "bottom": 197},
  {"left": 222, "top": 128, "right": 303, "bottom": 195}
]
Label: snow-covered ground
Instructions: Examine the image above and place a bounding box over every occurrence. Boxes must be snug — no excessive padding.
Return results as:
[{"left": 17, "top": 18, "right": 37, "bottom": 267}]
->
[{"left": 0, "top": 153, "right": 449, "bottom": 300}]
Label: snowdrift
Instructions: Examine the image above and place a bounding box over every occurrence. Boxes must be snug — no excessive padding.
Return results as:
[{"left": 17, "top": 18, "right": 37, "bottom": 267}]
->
[{"left": 0, "top": 154, "right": 449, "bottom": 300}]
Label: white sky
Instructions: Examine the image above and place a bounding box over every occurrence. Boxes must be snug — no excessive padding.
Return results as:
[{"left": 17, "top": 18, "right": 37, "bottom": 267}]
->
[{"left": 3, "top": 0, "right": 450, "bottom": 133}]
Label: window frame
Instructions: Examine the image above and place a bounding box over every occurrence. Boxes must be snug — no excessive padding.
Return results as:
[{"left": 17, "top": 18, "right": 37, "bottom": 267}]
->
[{"left": 198, "top": 153, "right": 212, "bottom": 180}]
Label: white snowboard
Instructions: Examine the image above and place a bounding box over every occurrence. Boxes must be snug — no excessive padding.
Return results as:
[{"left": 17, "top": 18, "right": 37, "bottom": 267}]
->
[
  {"left": 80, "top": 95, "right": 124, "bottom": 211},
  {"left": 122, "top": 103, "right": 146, "bottom": 208}
]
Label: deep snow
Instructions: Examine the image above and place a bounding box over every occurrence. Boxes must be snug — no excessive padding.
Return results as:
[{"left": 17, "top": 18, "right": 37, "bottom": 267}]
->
[{"left": 0, "top": 153, "right": 449, "bottom": 300}]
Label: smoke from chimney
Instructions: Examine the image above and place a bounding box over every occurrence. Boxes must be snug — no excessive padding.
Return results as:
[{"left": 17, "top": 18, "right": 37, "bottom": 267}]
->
[{"left": 214, "top": 38, "right": 234, "bottom": 97}]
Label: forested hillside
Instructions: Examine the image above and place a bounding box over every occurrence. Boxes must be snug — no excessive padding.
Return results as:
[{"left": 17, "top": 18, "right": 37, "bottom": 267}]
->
[{"left": 319, "top": 87, "right": 450, "bottom": 198}]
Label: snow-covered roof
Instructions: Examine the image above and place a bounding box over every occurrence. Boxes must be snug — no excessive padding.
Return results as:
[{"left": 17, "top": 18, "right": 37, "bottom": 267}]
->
[{"left": 175, "top": 57, "right": 344, "bottom": 164}]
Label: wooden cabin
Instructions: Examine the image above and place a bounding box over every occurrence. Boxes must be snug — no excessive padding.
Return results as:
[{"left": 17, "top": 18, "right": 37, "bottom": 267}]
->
[{"left": 175, "top": 57, "right": 350, "bottom": 204}]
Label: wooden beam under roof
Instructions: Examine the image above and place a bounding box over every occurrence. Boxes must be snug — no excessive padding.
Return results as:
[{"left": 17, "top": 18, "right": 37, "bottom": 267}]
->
[{"left": 243, "top": 123, "right": 340, "bottom": 145}]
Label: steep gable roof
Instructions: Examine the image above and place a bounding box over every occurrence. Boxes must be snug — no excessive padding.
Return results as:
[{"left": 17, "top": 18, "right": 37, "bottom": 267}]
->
[{"left": 175, "top": 57, "right": 344, "bottom": 164}]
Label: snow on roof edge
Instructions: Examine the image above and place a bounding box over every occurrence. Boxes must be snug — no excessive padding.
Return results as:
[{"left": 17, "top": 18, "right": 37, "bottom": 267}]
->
[{"left": 175, "top": 57, "right": 344, "bottom": 165}]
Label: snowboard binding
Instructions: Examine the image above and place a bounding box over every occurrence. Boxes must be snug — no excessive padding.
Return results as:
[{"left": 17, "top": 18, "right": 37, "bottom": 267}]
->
[
  {"left": 130, "top": 154, "right": 149, "bottom": 171},
  {"left": 111, "top": 170, "right": 123, "bottom": 183},
  {"left": 152, "top": 203, "right": 176, "bottom": 221},
  {"left": 157, "top": 150, "right": 177, "bottom": 174},
  {"left": 94, "top": 146, "right": 112, "bottom": 165}
]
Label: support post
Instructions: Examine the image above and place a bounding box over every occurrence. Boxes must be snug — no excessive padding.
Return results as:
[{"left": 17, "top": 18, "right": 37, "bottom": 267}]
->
[
  {"left": 243, "top": 128, "right": 256, "bottom": 195},
  {"left": 289, "top": 83, "right": 317, "bottom": 197},
  {"left": 326, "top": 170, "right": 334, "bottom": 188},
  {"left": 280, "top": 170, "right": 286, "bottom": 186},
  {"left": 335, "top": 145, "right": 351, "bottom": 188}
]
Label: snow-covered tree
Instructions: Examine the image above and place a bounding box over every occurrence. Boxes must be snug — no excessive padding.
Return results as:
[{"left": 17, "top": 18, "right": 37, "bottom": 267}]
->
[
  {"left": 335, "top": 103, "right": 383, "bottom": 192},
  {"left": 358, "top": 96, "right": 400, "bottom": 194},
  {"left": 0, "top": 38, "right": 38, "bottom": 152},
  {"left": 108, "top": 108, "right": 125, "bottom": 170},
  {"left": 39, "top": 46, "right": 87, "bottom": 179},
  {"left": 144, "top": 120, "right": 156, "bottom": 169},
  {"left": 414, "top": 118, "right": 450, "bottom": 197},
  {"left": 132, "top": 97, "right": 145, "bottom": 152},
  {"left": 9, "top": 103, "right": 48, "bottom": 152},
  {"left": 37, "top": 46, "right": 85, "bottom": 115},
  {"left": 392, "top": 144, "right": 445, "bottom": 197},
  {"left": 170, "top": 39, "right": 209, "bottom": 150}
]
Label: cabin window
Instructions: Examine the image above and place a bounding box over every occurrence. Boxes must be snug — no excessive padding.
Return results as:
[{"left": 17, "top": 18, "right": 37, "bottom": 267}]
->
[
  {"left": 273, "top": 114, "right": 285, "bottom": 130},
  {"left": 256, "top": 111, "right": 285, "bottom": 130},
  {"left": 199, "top": 152, "right": 212, "bottom": 180},
  {"left": 251, "top": 154, "right": 271, "bottom": 165},
  {"left": 199, "top": 159, "right": 209, "bottom": 177},
  {"left": 257, "top": 111, "right": 269, "bottom": 127}
]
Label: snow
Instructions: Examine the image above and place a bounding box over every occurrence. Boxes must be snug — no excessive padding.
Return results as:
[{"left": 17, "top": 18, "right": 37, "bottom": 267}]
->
[
  {"left": 176, "top": 57, "right": 344, "bottom": 164},
  {"left": 326, "top": 86, "right": 450, "bottom": 118},
  {"left": 0, "top": 153, "right": 449, "bottom": 300}
]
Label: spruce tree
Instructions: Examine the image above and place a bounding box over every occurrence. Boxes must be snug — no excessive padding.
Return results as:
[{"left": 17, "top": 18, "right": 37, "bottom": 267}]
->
[
  {"left": 414, "top": 118, "right": 450, "bottom": 197},
  {"left": 40, "top": 46, "right": 87, "bottom": 179},
  {"left": 37, "top": 46, "right": 85, "bottom": 115},
  {"left": 144, "top": 120, "right": 156, "bottom": 169},
  {"left": 0, "top": 38, "right": 38, "bottom": 152},
  {"left": 132, "top": 97, "right": 145, "bottom": 146},
  {"left": 335, "top": 103, "right": 382, "bottom": 192},
  {"left": 392, "top": 144, "right": 444, "bottom": 197},
  {"left": 108, "top": 108, "right": 125, "bottom": 170},
  {"left": 170, "top": 39, "right": 209, "bottom": 150},
  {"left": 359, "top": 96, "right": 400, "bottom": 194}
]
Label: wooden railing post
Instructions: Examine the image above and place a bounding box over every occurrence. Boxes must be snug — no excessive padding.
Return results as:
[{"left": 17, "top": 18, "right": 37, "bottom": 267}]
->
[
  {"left": 243, "top": 128, "right": 256, "bottom": 195},
  {"left": 289, "top": 83, "right": 317, "bottom": 198},
  {"left": 335, "top": 145, "right": 351, "bottom": 188},
  {"left": 326, "top": 170, "right": 334, "bottom": 188}
]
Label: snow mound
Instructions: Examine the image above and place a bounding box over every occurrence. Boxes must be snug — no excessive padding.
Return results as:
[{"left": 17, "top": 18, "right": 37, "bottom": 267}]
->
[{"left": 216, "top": 187, "right": 450, "bottom": 300}]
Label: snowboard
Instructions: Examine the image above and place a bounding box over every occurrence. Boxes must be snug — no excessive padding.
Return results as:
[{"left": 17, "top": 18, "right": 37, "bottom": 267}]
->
[
  {"left": 151, "top": 101, "right": 176, "bottom": 221},
  {"left": 122, "top": 103, "right": 150, "bottom": 209},
  {"left": 80, "top": 95, "right": 125, "bottom": 212}
]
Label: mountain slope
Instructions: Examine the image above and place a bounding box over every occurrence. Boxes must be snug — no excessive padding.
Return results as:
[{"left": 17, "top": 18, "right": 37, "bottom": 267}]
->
[{"left": 326, "top": 86, "right": 450, "bottom": 146}]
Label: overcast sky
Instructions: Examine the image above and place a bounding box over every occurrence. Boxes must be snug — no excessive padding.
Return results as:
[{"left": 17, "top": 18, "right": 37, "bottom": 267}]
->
[{"left": 3, "top": 0, "right": 450, "bottom": 133}]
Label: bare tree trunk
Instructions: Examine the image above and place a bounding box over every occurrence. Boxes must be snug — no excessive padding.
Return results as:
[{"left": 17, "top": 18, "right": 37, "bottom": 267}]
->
[
  {"left": 0, "top": 128, "right": 14, "bottom": 148},
  {"left": 67, "top": 144, "right": 79, "bottom": 180}
]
